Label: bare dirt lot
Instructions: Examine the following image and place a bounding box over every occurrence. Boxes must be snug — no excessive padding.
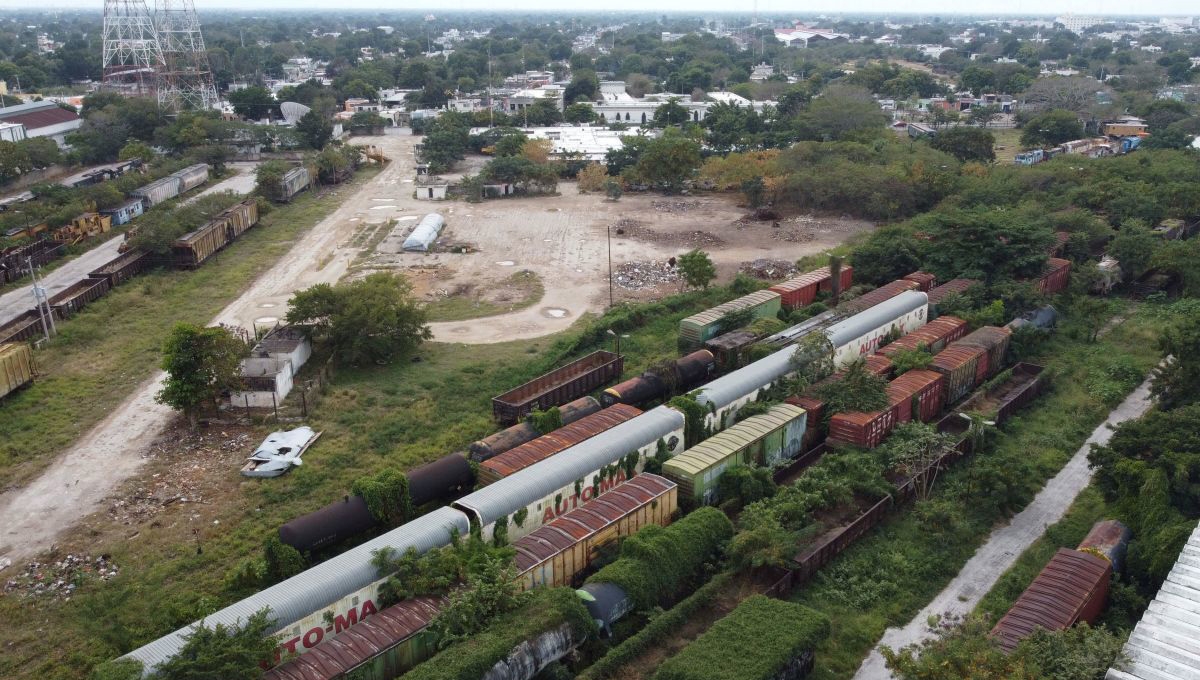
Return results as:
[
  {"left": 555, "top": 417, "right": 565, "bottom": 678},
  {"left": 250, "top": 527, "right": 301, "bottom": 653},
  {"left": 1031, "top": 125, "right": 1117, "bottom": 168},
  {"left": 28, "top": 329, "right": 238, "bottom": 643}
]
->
[{"left": 362, "top": 178, "right": 872, "bottom": 344}]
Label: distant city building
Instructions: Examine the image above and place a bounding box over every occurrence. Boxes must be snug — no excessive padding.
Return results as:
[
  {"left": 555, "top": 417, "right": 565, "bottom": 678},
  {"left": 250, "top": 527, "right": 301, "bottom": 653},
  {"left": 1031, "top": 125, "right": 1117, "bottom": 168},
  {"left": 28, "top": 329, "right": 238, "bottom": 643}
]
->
[
  {"left": 749, "top": 63, "right": 775, "bottom": 81},
  {"left": 774, "top": 25, "right": 849, "bottom": 48},
  {"left": 1055, "top": 15, "right": 1104, "bottom": 33}
]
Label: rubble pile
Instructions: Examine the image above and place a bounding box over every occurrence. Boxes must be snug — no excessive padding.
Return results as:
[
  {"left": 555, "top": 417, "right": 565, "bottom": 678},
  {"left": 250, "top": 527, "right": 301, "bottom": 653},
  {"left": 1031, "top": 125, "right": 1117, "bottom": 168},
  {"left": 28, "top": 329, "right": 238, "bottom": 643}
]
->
[
  {"left": 3, "top": 554, "right": 119, "bottom": 600},
  {"left": 614, "top": 261, "right": 680, "bottom": 291},
  {"left": 651, "top": 200, "right": 703, "bottom": 214},
  {"left": 106, "top": 428, "right": 251, "bottom": 526},
  {"left": 740, "top": 259, "right": 799, "bottom": 280}
]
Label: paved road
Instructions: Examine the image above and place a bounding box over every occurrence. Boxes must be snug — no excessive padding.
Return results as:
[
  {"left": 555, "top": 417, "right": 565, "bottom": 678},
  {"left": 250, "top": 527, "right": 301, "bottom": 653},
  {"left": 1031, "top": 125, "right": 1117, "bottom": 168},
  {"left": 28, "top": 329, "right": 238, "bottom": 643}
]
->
[
  {"left": 0, "top": 163, "right": 258, "bottom": 330},
  {"left": 0, "top": 236, "right": 124, "bottom": 328},
  {"left": 852, "top": 374, "right": 1157, "bottom": 679}
]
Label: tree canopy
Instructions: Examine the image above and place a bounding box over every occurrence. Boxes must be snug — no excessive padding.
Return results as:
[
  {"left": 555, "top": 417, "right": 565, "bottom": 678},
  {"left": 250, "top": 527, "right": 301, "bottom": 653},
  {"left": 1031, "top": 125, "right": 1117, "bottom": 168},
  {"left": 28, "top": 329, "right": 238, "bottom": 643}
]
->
[
  {"left": 285, "top": 273, "right": 432, "bottom": 365},
  {"left": 156, "top": 324, "right": 248, "bottom": 426}
]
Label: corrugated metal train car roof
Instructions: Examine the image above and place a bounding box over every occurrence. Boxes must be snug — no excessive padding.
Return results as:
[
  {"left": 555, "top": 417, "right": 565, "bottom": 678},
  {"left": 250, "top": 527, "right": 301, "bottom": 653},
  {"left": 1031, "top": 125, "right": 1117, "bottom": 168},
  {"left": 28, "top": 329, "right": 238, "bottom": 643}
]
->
[
  {"left": 453, "top": 406, "right": 685, "bottom": 527},
  {"left": 991, "top": 548, "right": 1110, "bottom": 653},
  {"left": 513, "top": 474, "right": 676, "bottom": 573},
  {"left": 264, "top": 597, "right": 444, "bottom": 680},
  {"left": 121, "top": 506, "right": 470, "bottom": 673},
  {"left": 664, "top": 404, "right": 804, "bottom": 476},
  {"left": 696, "top": 291, "right": 928, "bottom": 411},
  {"left": 481, "top": 404, "right": 642, "bottom": 479},
  {"left": 1106, "top": 520, "right": 1200, "bottom": 680},
  {"left": 680, "top": 290, "right": 781, "bottom": 327}
]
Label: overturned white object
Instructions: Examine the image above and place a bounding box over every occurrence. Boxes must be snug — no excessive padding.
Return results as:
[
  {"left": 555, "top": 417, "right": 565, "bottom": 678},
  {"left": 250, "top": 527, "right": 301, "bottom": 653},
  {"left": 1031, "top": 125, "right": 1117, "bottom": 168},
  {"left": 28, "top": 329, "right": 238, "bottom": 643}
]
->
[{"left": 241, "top": 427, "right": 322, "bottom": 478}]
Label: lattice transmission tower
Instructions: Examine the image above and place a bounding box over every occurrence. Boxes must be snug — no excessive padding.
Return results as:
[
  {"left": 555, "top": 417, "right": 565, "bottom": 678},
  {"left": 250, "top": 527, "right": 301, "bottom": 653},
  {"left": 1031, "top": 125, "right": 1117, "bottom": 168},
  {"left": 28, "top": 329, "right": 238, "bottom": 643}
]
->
[
  {"left": 155, "top": 0, "right": 218, "bottom": 111},
  {"left": 101, "top": 0, "right": 163, "bottom": 96}
]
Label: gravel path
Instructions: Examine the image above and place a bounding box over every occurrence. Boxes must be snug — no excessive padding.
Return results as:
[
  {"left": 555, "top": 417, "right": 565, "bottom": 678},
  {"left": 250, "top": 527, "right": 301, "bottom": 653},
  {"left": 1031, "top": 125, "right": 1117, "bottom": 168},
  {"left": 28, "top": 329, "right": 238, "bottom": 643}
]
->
[{"left": 852, "top": 373, "right": 1157, "bottom": 679}]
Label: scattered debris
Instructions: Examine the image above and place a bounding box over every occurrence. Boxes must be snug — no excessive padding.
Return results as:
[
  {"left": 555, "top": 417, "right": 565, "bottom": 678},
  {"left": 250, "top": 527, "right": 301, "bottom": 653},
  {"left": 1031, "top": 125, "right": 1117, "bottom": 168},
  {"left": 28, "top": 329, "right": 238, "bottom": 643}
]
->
[
  {"left": 4, "top": 554, "right": 119, "bottom": 600},
  {"left": 614, "top": 220, "right": 726, "bottom": 248},
  {"left": 614, "top": 261, "right": 680, "bottom": 291},
  {"left": 105, "top": 427, "right": 251, "bottom": 526},
  {"left": 739, "top": 259, "right": 799, "bottom": 280},
  {"left": 651, "top": 200, "right": 703, "bottom": 214}
]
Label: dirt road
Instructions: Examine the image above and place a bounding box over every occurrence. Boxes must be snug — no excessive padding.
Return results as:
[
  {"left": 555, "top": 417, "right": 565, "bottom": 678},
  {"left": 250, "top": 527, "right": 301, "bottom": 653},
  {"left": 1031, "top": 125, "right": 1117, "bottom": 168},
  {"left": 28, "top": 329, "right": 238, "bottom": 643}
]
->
[
  {"left": 852, "top": 374, "right": 1157, "bottom": 679},
  {"left": 0, "top": 133, "right": 411, "bottom": 565},
  {"left": 0, "top": 236, "right": 124, "bottom": 328}
]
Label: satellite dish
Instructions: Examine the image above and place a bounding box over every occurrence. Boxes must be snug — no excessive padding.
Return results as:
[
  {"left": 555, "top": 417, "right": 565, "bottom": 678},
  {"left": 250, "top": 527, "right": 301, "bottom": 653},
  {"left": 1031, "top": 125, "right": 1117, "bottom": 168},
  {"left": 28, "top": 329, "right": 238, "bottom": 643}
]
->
[{"left": 281, "top": 101, "right": 311, "bottom": 125}]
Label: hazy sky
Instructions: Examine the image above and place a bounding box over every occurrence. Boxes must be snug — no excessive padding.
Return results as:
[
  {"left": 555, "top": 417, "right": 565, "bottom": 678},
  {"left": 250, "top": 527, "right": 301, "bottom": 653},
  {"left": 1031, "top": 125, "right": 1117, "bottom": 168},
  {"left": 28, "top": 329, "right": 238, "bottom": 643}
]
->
[{"left": 1, "top": 0, "right": 1196, "bottom": 17}]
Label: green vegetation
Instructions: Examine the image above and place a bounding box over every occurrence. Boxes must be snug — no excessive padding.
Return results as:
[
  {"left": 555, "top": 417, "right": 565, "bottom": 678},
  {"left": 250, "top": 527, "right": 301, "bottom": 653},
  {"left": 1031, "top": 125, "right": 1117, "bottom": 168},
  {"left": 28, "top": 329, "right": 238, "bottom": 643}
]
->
[
  {"left": 812, "top": 359, "right": 889, "bottom": 418},
  {"left": 403, "top": 588, "right": 594, "bottom": 680},
  {"left": 155, "top": 323, "right": 248, "bottom": 426},
  {"left": 655, "top": 595, "right": 831, "bottom": 680},
  {"left": 786, "top": 304, "right": 1163, "bottom": 678},
  {"left": 677, "top": 249, "right": 717, "bottom": 291},
  {"left": 421, "top": 271, "right": 544, "bottom": 322},
  {"left": 351, "top": 468, "right": 412, "bottom": 525},
  {"left": 372, "top": 533, "right": 513, "bottom": 606},
  {"left": 149, "top": 608, "right": 276, "bottom": 680},
  {"left": 286, "top": 273, "right": 433, "bottom": 365},
  {"left": 128, "top": 192, "right": 247, "bottom": 254},
  {"left": 0, "top": 168, "right": 378, "bottom": 491},
  {"left": 883, "top": 615, "right": 1125, "bottom": 680},
  {"left": 586, "top": 507, "right": 733, "bottom": 610}
]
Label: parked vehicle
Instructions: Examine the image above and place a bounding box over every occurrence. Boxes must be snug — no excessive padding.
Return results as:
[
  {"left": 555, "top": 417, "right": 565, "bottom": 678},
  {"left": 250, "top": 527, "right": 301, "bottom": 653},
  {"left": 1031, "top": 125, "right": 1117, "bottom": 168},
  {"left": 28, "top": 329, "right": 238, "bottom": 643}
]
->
[
  {"left": 768, "top": 265, "right": 853, "bottom": 310},
  {"left": 468, "top": 396, "right": 600, "bottom": 462},
  {"left": 599, "top": 349, "right": 716, "bottom": 408},
  {"left": 879, "top": 315, "right": 967, "bottom": 357},
  {"left": 47, "top": 277, "right": 110, "bottom": 319},
  {"left": 513, "top": 474, "right": 678, "bottom": 590},
  {"left": 990, "top": 547, "right": 1111, "bottom": 652},
  {"left": 172, "top": 218, "right": 230, "bottom": 269},
  {"left": 280, "top": 167, "right": 311, "bottom": 202},
  {"left": 1036, "top": 258, "right": 1072, "bottom": 295},
  {"left": 130, "top": 176, "right": 182, "bottom": 209},
  {"left": 956, "top": 326, "right": 1012, "bottom": 379},
  {"left": 168, "top": 163, "right": 210, "bottom": 193},
  {"left": 491, "top": 350, "right": 623, "bottom": 424}
]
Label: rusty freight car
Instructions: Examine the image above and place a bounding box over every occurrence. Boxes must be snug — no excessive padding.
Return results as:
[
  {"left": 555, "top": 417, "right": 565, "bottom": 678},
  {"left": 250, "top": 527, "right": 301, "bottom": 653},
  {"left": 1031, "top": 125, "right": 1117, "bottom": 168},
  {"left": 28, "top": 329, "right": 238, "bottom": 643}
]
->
[
  {"left": 478, "top": 404, "right": 643, "bottom": 485},
  {"left": 492, "top": 350, "right": 623, "bottom": 425},
  {"left": 47, "top": 277, "right": 111, "bottom": 319},
  {"left": 172, "top": 217, "right": 230, "bottom": 269},
  {"left": 222, "top": 199, "right": 259, "bottom": 239},
  {"left": 0, "top": 311, "right": 44, "bottom": 345},
  {"left": 88, "top": 249, "right": 151, "bottom": 287},
  {"left": 990, "top": 548, "right": 1111, "bottom": 652},
  {"left": 513, "top": 474, "right": 678, "bottom": 590}
]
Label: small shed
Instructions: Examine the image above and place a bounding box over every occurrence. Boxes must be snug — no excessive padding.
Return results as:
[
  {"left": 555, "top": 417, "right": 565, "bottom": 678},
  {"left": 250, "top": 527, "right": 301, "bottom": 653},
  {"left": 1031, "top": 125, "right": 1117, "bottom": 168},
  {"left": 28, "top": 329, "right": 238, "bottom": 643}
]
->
[
  {"left": 229, "top": 326, "right": 312, "bottom": 410},
  {"left": 415, "top": 181, "right": 448, "bottom": 201},
  {"left": 402, "top": 213, "right": 446, "bottom": 252}
]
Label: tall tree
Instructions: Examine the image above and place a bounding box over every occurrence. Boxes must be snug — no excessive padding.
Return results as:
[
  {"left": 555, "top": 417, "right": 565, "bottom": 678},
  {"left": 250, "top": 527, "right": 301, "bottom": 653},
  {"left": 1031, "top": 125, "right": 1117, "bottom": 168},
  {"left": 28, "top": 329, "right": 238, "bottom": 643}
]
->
[
  {"left": 628, "top": 129, "right": 701, "bottom": 193},
  {"left": 930, "top": 126, "right": 996, "bottom": 162},
  {"left": 227, "top": 86, "right": 277, "bottom": 120},
  {"left": 677, "top": 249, "right": 717, "bottom": 290},
  {"left": 286, "top": 273, "right": 432, "bottom": 365},
  {"left": 156, "top": 324, "right": 247, "bottom": 427},
  {"left": 296, "top": 110, "right": 333, "bottom": 150},
  {"left": 1020, "top": 109, "right": 1084, "bottom": 148}
]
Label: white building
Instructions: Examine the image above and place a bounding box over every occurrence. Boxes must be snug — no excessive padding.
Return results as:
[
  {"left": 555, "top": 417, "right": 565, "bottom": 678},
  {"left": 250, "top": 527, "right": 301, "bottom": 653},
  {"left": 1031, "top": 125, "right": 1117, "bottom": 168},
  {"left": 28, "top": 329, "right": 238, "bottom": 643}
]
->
[
  {"left": 0, "top": 101, "right": 81, "bottom": 148},
  {"left": 0, "top": 122, "right": 27, "bottom": 143},
  {"left": 229, "top": 326, "right": 312, "bottom": 410},
  {"left": 1055, "top": 15, "right": 1104, "bottom": 33},
  {"left": 774, "top": 26, "right": 849, "bottom": 48},
  {"left": 469, "top": 125, "right": 660, "bottom": 162}
]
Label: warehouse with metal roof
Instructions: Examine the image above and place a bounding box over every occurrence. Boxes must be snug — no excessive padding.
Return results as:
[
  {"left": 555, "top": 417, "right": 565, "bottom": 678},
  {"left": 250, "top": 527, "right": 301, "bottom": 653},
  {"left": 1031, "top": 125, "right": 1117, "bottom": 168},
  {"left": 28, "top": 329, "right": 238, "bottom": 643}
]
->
[{"left": 1106, "top": 520, "right": 1200, "bottom": 680}]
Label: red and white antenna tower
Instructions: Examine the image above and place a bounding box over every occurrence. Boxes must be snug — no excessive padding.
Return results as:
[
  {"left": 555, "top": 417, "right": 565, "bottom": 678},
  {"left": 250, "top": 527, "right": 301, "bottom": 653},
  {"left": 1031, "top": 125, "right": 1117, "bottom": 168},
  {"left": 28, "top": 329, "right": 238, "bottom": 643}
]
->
[
  {"left": 101, "top": 0, "right": 163, "bottom": 96},
  {"left": 155, "top": 0, "right": 218, "bottom": 111}
]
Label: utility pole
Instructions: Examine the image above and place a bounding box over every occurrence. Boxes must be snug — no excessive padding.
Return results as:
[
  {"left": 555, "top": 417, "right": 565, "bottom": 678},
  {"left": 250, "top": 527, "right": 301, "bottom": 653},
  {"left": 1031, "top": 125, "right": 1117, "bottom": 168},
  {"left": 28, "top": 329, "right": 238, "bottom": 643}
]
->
[
  {"left": 607, "top": 223, "right": 613, "bottom": 308},
  {"left": 28, "top": 257, "right": 55, "bottom": 341}
]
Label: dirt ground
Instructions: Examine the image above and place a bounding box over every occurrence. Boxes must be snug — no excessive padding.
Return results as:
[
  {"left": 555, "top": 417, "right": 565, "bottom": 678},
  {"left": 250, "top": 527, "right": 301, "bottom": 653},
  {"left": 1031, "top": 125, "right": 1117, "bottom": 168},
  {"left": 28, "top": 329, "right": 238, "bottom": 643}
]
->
[{"left": 360, "top": 174, "right": 871, "bottom": 344}]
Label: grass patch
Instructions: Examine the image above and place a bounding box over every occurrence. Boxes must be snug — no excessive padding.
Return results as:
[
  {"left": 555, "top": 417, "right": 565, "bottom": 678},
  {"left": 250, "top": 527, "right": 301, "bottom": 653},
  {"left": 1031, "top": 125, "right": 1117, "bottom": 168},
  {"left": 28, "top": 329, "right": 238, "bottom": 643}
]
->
[
  {"left": 787, "top": 303, "right": 1163, "bottom": 679},
  {"left": 0, "top": 281, "right": 734, "bottom": 680},
  {"left": 992, "top": 127, "right": 1023, "bottom": 164},
  {"left": 0, "top": 168, "right": 379, "bottom": 488},
  {"left": 423, "top": 270, "right": 545, "bottom": 322}
]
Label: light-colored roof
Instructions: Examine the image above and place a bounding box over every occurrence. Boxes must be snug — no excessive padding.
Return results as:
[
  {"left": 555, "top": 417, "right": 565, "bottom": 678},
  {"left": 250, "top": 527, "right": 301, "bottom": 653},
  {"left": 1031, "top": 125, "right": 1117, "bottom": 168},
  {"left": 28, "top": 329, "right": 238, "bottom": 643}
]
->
[
  {"left": 403, "top": 213, "right": 445, "bottom": 252},
  {"left": 664, "top": 404, "right": 804, "bottom": 476},
  {"left": 1106, "top": 520, "right": 1200, "bottom": 680},
  {"left": 681, "top": 290, "right": 781, "bottom": 329},
  {"left": 696, "top": 291, "right": 928, "bottom": 411},
  {"left": 120, "top": 506, "right": 469, "bottom": 674},
  {"left": 453, "top": 405, "right": 685, "bottom": 526}
]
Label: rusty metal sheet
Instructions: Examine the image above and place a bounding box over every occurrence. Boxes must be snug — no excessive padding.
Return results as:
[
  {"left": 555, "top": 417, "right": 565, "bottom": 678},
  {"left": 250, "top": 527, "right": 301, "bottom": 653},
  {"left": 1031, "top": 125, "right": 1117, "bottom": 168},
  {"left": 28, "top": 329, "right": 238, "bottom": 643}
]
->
[
  {"left": 927, "top": 278, "right": 979, "bottom": 305},
  {"left": 264, "top": 597, "right": 443, "bottom": 680},
  {"left": 512, "top": 474, "right": 676, "bottom": 573},
  {"left": 991, "top": 548, "right": 1111, "bottom": 653},
  {"left": 480, "top": 404, "right": 642, "bottom": 482}
]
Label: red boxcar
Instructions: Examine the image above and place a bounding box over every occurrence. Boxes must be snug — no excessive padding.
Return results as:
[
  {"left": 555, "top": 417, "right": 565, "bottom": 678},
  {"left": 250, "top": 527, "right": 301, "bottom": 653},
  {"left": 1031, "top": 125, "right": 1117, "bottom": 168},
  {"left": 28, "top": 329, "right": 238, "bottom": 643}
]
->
[
  {"left": 927, "top": 278, "right": 979, "bottom": 308},
  {"left": 1036, "top": 258, "right": 1072, "bottom": 295},
  {"left": 903, "top": 271, "right": 937, "bottom": 292},
  {"left": 880, "top": 316, "right": 968, "bottom": 357},
  {"left": 887, "top": 369, "right": 946, "bottom": 423},
  {"left": 829, "top": 403, "right": 900, "bottom": 449},
  {"left": 768, "top": 265, "right": 854, "bottom": 310},
  {"left": 990, "top": 548, "right": 1111, "bottom": 653},
  {"left": 929, "top": 344, "right": 986, "bottom": 403}
]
